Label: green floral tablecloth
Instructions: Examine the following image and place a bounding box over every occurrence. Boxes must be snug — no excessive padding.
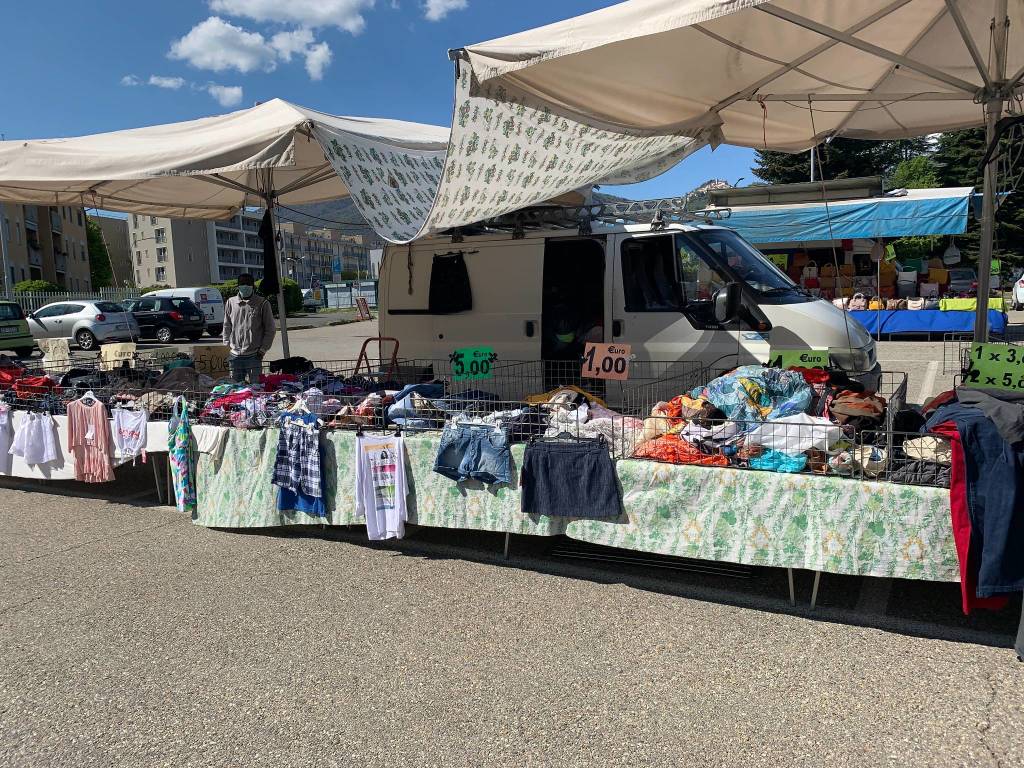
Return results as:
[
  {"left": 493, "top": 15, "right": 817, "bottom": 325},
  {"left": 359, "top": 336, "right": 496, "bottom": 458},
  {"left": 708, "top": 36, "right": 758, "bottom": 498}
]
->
[
  {"left": 566, "top": 461, "right": 959, "bottom": 582},
  {"left": 194, "top": 430, "right": 959, "bottom": 583}
]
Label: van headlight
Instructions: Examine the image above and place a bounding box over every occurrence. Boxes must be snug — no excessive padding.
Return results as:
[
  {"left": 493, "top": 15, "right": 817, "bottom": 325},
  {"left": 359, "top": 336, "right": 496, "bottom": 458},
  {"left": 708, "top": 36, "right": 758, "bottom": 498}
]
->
[{"left": 829, "top": 345, "right": 874, "bottom": 372}]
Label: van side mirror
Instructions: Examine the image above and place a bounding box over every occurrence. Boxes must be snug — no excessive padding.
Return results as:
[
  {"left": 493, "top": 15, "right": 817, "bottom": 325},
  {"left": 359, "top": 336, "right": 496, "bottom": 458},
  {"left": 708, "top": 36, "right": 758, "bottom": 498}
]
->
[{"left": 714, "top": 282, "right": 742, "bottom": 324}]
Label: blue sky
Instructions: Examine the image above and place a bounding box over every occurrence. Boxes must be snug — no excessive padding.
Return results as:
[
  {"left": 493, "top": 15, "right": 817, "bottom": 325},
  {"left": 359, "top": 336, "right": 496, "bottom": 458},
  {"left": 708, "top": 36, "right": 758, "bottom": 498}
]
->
[{"left": 0, "top": 0, "right": 756, "bottom": 199}]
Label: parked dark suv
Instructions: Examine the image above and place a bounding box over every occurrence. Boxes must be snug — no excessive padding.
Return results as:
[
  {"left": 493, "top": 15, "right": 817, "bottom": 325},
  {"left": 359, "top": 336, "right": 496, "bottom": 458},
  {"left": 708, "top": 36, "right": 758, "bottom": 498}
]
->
[{"left": 122, "top": 296, "right": 206, "bottom": 343}]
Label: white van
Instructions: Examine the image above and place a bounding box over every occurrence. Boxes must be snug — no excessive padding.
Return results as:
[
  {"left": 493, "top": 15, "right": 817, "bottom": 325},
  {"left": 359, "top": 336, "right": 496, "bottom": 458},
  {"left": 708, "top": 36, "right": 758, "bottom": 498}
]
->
[
  {"left": 380, "top": 222, "right": 879, "bottom": 383},
  {"left": 143, "top": 287, "right": 225, "bottom": 337}
]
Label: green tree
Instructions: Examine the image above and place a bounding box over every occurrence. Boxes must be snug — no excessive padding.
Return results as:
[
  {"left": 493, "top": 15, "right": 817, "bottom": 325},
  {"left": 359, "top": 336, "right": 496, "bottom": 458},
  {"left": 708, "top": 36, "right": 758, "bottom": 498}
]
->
[
  {"left": 933, "top": 128, "right": 1024, "bottom": 267},
  {"left": 753, "top": 138, "right": 930, "bottom": 184},
  {"left": 888, "top": 155, "right": 939, "bottom": 189},
  {"left": 14, "top": 280, "right": 62, "bottom": 293},
  {"left": 86, "top": 219, "right": 114, "bottom": 288}
]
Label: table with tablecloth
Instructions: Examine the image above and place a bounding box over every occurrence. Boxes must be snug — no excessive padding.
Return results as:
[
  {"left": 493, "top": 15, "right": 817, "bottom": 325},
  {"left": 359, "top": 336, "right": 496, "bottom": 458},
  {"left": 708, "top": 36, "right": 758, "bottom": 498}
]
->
[
  {"left": 849, "top": 309, "right": 1006, "bottom": 335},
  {"left": 0, "top": 411, "right": 169, "bottom": 481},
  {"left": 194, "top": 429, "right": 959, "bottom": 583}
]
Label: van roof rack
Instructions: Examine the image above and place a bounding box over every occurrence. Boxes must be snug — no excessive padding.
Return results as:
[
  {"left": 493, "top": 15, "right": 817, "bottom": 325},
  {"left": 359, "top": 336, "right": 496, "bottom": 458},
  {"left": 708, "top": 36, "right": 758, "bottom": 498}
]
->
[{"left": 443, "top": 196, "right": 732, "bottom": 239}]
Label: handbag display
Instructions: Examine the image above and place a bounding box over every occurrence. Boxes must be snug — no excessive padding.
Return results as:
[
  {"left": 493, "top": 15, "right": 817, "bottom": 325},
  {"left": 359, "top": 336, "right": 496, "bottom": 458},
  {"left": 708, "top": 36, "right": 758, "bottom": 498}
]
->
[
  {"left": 924, "top": 297, "right": 940, "bottom": 310},
  {"left": 868, "top": 296, "right": 884, "bottom": 310},
  {"left": 907, "top": 297, "right": 925, "bottom": 310},
  {"left": 848, "top": 292, "right": 868, "bottom": 310},
  {"left": 802, "top": 260, "right": 818, "bottom": 279},
  {"left": 832, "top": 297, "right": 850, "bottom": 309}
]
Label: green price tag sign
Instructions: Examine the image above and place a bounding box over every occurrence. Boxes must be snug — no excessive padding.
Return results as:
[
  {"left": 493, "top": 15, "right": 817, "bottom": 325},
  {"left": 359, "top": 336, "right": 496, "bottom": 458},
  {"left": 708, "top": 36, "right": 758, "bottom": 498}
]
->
[
  {"left": 769, "top": 253, "right": 789, "bottom": 270},
  {"left": 884, "top": 244, "right": 897, "bottom": 262},
  {"left": 450, "top": 346, "right": 496, "bottom": 381},
  {"left": 768, "top": 348, "right": 830, "bottom": 369},
  {"left": 963, "top": 343, "right": 1024, "bottom": 392},
  {"left": 991, "top": 259, "right": 1002, "bottom": 274}
]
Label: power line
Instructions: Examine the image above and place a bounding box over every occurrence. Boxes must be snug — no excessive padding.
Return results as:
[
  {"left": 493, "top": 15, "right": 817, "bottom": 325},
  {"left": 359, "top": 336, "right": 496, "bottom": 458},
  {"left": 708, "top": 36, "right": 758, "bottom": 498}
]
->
[{"left": 274, "top": 203, "right": 368, "bottom": 228}]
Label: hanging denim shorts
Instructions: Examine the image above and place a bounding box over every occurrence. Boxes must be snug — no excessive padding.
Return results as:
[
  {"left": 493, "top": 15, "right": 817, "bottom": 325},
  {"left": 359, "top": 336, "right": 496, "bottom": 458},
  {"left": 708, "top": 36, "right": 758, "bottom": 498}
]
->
[{"left": 433, "top": 424, "right": 513, "bottom": 486}]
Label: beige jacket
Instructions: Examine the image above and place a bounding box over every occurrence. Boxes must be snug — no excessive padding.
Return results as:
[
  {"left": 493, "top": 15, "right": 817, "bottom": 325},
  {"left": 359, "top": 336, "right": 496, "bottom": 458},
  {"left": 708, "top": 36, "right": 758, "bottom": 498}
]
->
[{"left": 222, "top": 294, "right": 276, "bottom": 356}]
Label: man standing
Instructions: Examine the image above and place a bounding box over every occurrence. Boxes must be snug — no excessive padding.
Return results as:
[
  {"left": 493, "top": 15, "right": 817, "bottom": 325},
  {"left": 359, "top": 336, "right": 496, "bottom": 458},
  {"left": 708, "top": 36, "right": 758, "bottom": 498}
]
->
[{"left": 222, "top": 273, "right": 276, "bottom": 385}]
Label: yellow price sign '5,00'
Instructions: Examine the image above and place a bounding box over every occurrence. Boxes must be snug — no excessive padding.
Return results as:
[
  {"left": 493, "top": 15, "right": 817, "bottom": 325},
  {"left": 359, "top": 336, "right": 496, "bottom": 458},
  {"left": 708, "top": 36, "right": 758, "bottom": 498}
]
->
[{"left": 963, "top": 343, "right": 1024, "bottom": 392}]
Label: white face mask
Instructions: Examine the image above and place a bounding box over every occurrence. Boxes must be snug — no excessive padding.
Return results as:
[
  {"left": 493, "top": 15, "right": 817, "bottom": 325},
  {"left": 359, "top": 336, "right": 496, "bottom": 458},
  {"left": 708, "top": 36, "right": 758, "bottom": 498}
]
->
[{"left": 237, "top": 285, "right": 254, "bottom": 299}]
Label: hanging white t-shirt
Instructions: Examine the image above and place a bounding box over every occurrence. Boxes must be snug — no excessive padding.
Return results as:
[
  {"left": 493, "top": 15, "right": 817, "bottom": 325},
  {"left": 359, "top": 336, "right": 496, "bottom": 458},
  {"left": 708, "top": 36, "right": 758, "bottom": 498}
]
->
[
  {"left": 112, "top": 407, "right": 148, "bottom": 463},
  {"left": 10, "top": 412, "right": 59, "bottom": 466},
  {"left": 355, "top": 434, "right": 408, "bottom": 541}
]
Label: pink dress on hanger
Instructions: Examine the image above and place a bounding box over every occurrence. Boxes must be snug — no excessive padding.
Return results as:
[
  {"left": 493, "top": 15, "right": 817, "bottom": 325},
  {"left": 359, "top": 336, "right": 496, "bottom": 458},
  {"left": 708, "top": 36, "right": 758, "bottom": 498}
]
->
[{"left": 67, "top": 399, "right": 114, "bottom": 483}]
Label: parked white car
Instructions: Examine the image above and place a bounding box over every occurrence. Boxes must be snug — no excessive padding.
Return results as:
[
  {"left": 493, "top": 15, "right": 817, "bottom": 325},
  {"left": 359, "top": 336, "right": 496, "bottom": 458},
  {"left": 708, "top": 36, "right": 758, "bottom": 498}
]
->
[
  {"left": 27, "top": 300, "right": 141, "bottom": 351},
  {"left": 1012, "top": 271, "right": 1024, "bottom": 311}
]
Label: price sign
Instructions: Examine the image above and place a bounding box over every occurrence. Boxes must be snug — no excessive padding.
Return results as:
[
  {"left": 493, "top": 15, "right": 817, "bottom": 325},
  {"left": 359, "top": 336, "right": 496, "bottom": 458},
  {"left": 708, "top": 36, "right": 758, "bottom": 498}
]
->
[
  {"left": 450, "top": 346, "right": 496, "bottom": 381},
  {"left": 768, "top": 348, "right": 829, "bottom": 369},
  {"left": 582, "top": 343, "right": 631, "bottom": 381},
  {"left": 192, "top": 344, "right": 230, "bottom": 377},
  {"left": 963, "top": 343, "right": 1024, "bottom": 392},
  {"left": 769, "top": 253, "right": 789, "bottom": 270},
  {"left": 38, "top": 338, "right": 71, "bottom": 374},
  {"left": 100, "top": 342, "right": 137, "bottom": 371}
]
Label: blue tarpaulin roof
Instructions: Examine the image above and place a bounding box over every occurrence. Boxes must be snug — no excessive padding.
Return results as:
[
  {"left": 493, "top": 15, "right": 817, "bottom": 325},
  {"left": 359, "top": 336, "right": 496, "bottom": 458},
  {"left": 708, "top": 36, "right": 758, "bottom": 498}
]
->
[{"left": 712, "top": 187, "right": 974, "bottom": 244}]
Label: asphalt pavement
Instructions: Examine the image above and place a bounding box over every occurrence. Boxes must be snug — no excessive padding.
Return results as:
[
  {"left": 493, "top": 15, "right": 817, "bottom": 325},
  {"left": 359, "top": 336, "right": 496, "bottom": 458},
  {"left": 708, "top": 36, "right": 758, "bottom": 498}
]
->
[{"left": 0, "top": 487, "right": 1022, "bottom": 768}]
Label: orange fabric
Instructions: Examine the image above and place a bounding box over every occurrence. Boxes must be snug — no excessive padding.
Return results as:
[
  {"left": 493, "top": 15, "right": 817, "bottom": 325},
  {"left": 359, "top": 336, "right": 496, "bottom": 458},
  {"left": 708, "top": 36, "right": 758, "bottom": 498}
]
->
[{"left": 633, "top": 435, "right": 730, "bottom": 466}]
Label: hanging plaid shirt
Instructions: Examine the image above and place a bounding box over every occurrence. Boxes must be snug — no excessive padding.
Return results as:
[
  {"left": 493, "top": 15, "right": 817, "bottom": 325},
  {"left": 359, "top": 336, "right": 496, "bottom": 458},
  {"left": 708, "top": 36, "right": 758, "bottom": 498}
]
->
[{"left": 272, "top": 413, "right": 323, "bottom": 498}]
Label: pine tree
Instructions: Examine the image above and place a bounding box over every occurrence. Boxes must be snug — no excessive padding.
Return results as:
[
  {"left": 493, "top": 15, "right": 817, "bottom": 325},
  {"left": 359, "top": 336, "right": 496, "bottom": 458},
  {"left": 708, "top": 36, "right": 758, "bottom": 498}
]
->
[
  {"left": 933, "top": 128, "right": 1024, "bottom": 266},
  {"left": 753, "top": 138, "right": 930, "bottom": 185}
]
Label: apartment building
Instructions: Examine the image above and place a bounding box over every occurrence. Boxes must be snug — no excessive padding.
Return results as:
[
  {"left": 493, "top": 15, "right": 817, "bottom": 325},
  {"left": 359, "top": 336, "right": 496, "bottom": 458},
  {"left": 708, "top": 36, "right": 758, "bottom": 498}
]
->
[
  {"left": 0, "top": 203, "right": 92, "bottom": 291},
  {"left": 128, "top": 209, "right": 370, "bottom": 288},
  {"left": 89, "top": 214, "right": 134, "bottom": 288},
  {"left": 129, "top": 214, "right": 212, "bottom": 288}
]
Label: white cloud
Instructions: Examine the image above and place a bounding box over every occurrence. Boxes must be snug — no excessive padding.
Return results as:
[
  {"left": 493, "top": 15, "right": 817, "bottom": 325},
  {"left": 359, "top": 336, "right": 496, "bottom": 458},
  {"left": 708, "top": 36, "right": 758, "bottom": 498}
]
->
[
  {"left": 205, "top": 84, "right": 245, "bottom": 107},
  {"left": 120, "top": 74, "right": 141, "bottom": 86},
  {"left": 209, "top": 0, "right": 374, "bottom": 34},
  {"left": 148, "top": 75, "right": 186, "bottom": 90},
  {"left": 423, "top": 0, "right": 466, "bottom": 21},
  {"left": 303, "top": 42, "right": 333, "bottom": 80},
  {"left": 169, "top": 16, "right": 277, "bottom": 74},
  {"left": 270, "top": 28, "right": 315, "bottom": 61}
]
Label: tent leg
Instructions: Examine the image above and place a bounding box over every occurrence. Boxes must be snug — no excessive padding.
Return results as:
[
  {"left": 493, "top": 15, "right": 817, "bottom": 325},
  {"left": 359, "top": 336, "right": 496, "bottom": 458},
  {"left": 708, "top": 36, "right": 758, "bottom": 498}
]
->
[
  {"left": 503, "top": 532, "right": 510, "bottom": 559},
  {"left": 787, "top": 568, "right": 796, "bottom": 607},
  {"left": 152, "top": 456, "right": 164, "bottom": 504},
  {"left": 973, "top": 102, "right": 1004, "bottom": 342},
  {"left": 268, "top": 198, "right": 291, "bottom": 358},
  {"left": 810, "top": 570, "right": 822, "bottom": 610}
]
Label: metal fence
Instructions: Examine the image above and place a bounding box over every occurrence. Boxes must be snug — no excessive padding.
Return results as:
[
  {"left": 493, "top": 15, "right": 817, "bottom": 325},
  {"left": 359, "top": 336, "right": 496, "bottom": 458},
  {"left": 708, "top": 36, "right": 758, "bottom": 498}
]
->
[
  {"left": 324, "top": 281, "right": 378, "bottom": 310},
  {"left": 14, "top": 288, "right": 136, "bottom": 313}
]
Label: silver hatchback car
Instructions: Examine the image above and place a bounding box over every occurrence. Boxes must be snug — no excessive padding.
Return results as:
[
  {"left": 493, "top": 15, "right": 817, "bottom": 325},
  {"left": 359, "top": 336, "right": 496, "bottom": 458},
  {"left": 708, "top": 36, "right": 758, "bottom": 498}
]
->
[{"left": 27, "top": 300, "right": 141, "bottom": 351}]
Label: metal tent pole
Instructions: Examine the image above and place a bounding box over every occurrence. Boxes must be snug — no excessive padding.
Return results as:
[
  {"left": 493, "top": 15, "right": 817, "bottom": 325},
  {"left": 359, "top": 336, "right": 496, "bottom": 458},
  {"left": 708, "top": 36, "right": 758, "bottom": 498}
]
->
[
  {"left": 973, "top": 97, "right": 1002, "bottom": 342},
  {"left": 973, "top": 0, "right": 1010, "bottom": 343},
  {"left": 267, "top": 197, "right": 291, "bottom": 358}
]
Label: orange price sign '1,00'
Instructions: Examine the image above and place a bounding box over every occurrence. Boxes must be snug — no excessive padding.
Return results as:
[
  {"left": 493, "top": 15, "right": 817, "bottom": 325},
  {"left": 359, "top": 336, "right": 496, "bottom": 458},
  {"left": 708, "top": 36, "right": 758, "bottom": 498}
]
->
[{"left": 581, "top": 343, "right": 632, "bottom": 381}]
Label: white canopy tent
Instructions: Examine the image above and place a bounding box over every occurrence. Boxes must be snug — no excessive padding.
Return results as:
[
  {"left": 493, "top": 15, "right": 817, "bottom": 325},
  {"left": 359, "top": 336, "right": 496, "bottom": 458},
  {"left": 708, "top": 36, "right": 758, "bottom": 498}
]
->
[
  {"left": 461, "top": 0, "right": 1024, "bottom": 340},
  {"left": 0, "top": 99, "right": 450, "bottom": 218},
  {"left": 0, "top": 100, "right": 451, "bottom": 354}
]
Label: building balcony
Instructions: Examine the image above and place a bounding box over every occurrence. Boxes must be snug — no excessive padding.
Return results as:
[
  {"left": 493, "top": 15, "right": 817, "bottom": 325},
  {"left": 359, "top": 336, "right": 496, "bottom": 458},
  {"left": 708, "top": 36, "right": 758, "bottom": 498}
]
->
[
  {"left": 54, "top": 253, "right": 67, "bottom": 272},
  {"left": 49, "top": 211, "right": 62, "bottom": 233}
]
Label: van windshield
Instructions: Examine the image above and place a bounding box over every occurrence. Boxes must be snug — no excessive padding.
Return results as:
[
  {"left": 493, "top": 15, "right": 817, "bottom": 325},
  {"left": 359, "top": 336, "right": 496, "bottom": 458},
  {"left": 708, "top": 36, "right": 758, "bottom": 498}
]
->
[{"left": 684, "top": 230, "right": 800, "bottom": 297}]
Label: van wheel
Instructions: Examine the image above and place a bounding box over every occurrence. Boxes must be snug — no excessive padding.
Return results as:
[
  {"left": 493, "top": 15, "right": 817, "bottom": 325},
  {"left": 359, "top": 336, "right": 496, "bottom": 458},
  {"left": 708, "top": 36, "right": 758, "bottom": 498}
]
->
[
  {"left": 186, "top": 332, "right": 203, "bottom": 342},
  {"left": 207, "top": 325, "right": 222, "bottom": 338},
  {"left": 155, "top": 325, "right": 175, "bottom": 344},
  {"left": 76, "top": 329, "right": 98, "bottom": 351},
  {"left": 1014, "top": 302, "right": 1023, "bottom": 311},
  {"left": 14, "top": 347, "right": 34, "bottom": 359}
]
